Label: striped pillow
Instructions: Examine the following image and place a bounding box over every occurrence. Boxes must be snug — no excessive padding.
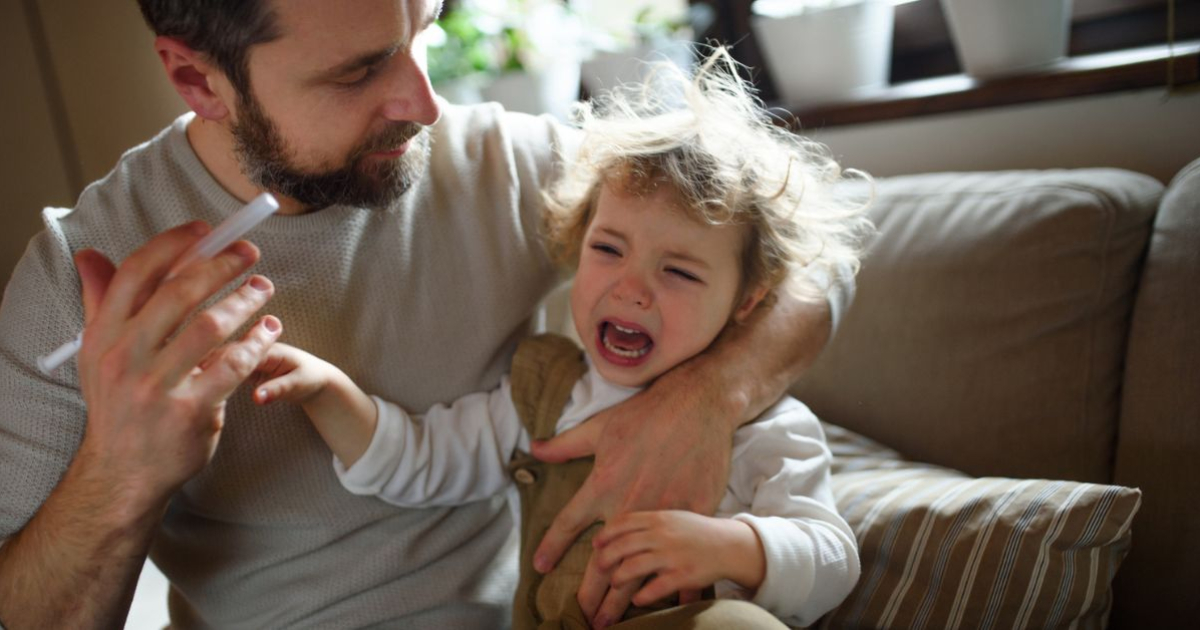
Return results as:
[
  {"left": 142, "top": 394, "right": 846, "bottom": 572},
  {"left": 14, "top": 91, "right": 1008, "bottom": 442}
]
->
[{"left": 818, "top": 423, "right": 1142, "bottom": 629}]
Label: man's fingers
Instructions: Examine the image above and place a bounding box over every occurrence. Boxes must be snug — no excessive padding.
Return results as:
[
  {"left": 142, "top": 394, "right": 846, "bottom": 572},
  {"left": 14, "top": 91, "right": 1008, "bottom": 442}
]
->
[
  {"left": 74, "top": 249, "right": 117, "bottom": 328},
  {"left": 192, "top": 315, "right": 282, "bottom": 403},
  {"left": 533, "top": 485, "right": 599, "bottom": 573},
  {"left": 530, "top": 417, "right": 602, "bottom": 463},
  {"left": 92, "top": 221, "right": 209, "bottom": 334},
  {"left": 153, "top": 274, "right": 275, "bottom": 386}
]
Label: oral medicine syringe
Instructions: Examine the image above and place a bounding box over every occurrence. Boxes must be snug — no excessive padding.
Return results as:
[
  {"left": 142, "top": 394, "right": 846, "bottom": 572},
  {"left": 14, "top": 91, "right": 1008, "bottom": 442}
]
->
[{"left": 37, "top": 192, "right": 280, "bottom": 375}]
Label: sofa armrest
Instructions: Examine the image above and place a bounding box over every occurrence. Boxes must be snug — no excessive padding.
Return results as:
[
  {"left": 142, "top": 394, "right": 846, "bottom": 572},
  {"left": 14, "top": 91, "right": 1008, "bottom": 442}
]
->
[{"left": 1110, "top": 157, "right": 1200, "bottom": 627}]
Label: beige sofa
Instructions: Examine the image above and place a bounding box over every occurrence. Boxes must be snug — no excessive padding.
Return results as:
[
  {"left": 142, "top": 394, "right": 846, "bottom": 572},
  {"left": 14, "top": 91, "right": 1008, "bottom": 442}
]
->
[{"left": 793, "top": 159, "right": 1200, "bottom": 628}]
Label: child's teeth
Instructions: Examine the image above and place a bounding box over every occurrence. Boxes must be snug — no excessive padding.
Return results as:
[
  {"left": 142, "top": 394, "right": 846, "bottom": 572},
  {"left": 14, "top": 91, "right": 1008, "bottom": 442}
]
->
[
  {"left": 613, "top": 323, "right": 639, "bottom": 334},
  {"left": 603, "top": 334, "right": 650, "bottom": 358}
]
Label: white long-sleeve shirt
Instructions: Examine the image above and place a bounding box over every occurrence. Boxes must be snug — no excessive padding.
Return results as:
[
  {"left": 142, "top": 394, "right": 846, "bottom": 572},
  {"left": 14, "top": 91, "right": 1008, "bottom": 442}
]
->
[{"left": 336, "top": 362, "right": 860, "bottom": 627}]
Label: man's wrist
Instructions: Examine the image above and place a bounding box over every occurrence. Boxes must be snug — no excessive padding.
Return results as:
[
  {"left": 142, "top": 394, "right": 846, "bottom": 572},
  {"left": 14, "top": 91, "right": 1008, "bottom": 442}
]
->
[
  {"left": 65, "top": 444, "right": 171, "bottom": 532},
  {"left": 675, "top": 348, "right": 755, "bottom": 432}
]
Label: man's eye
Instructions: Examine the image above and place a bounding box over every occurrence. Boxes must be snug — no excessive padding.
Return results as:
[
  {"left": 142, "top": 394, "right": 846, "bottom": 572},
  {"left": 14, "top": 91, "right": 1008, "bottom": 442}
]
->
[
  {"left": 667, "top": 268, "right": 701, "bottom": 283},
  {"left": 338, "top": 66, "right": 378, "bottom": 87}
]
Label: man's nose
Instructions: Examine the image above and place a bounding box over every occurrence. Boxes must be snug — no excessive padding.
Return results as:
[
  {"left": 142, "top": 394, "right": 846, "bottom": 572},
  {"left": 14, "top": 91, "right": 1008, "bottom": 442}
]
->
[{"left": 380, "top": 53, "right": 441, "bottom": 127}]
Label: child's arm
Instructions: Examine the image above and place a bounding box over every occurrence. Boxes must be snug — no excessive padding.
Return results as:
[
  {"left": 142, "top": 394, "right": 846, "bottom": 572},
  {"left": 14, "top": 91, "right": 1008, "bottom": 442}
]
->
[
  {"left": 254, "top": 343, "right": 527, "bottom": 507},
  {"left": 590, "top": 398, "right": 859, "bottom": 627},
  {"left": 254, "top": 343, "right": 377, "bottom": 468}
]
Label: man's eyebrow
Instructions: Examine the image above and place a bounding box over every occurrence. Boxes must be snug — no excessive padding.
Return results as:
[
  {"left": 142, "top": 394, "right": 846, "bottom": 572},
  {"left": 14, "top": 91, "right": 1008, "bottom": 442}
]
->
[{"left": 317, "top": 45, "right": 399, "bottom": 81}]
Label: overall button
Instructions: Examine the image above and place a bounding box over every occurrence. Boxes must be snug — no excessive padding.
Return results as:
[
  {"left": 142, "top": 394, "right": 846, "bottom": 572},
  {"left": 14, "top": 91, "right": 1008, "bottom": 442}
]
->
[{"left": 514, "top": 468, "right": 537, "bottom": 485}]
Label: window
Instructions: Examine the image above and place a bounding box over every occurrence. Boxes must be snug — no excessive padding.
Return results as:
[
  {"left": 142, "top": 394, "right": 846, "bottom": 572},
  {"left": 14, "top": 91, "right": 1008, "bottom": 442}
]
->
[{"left": 691, "top": 0, "right": 1199, "bottom": 103}]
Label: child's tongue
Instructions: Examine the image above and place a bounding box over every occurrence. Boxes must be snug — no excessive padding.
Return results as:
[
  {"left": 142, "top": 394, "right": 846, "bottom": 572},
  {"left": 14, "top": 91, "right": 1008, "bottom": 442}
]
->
[{"left": 605, "top": 323, "right": 652, "bottom": 351}]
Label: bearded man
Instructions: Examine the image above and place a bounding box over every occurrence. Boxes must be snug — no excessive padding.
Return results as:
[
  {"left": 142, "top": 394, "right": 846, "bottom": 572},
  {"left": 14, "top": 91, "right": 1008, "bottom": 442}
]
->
[{"left": 0, "top": 1, "right": 844, "bottom": 627}]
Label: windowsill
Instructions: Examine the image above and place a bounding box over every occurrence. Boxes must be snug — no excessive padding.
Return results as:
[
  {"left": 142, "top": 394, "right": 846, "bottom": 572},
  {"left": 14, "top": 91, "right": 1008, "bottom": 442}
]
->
[{"left": 778, "top": 40, "right": 1200, "bottom": 129}]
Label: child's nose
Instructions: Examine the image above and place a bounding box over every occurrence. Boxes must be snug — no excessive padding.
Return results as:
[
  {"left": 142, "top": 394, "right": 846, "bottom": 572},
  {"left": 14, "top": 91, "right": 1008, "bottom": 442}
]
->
[{"left": 612, "top": 272, "right": 653, "bottom": 308}]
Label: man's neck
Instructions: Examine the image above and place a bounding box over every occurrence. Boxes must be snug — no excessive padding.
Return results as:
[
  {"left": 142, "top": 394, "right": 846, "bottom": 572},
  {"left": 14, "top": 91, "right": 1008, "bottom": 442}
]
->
[{"left": 185, "top": 116, "right": 308, "bottom": 216}]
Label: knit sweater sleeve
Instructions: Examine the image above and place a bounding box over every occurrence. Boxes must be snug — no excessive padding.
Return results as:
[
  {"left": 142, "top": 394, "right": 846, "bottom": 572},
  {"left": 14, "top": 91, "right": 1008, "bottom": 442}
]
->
[
  {"left": 0, "top": 211, "right": 89, "bottom": 540},
  {"left": 721, "top": 398, "right": 861, "bottom": 627},
  {"left": 334, "top": 377, "right": 526, "bottom": 506}
]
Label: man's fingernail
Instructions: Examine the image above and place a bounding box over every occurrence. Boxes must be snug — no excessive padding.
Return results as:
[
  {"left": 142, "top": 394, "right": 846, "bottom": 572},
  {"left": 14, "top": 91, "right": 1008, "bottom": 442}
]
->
[
  {"left": 257, "top": 388, "right": 269, "bottom": 402},
  {"left": 249, "top": 276, "right": 271, "bottom": 292},
  {"left": 263, "top": 317, "right": 281, "bottom": 333},
  {"left": 533, "top": 554, "right": 548, "bottom": 572},
  {"left": 233, "top": 241, "right": 257, "bottom": 262}
]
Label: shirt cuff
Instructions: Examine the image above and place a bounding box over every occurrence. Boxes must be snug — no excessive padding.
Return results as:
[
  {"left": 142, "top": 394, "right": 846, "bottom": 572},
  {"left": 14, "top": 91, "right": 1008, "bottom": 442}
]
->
[
  {"left": 732, "top": 513, "right": 816, "bottom": 620},
  {"left": 333, "top": 396, "right": 407, "bottom": 495}
]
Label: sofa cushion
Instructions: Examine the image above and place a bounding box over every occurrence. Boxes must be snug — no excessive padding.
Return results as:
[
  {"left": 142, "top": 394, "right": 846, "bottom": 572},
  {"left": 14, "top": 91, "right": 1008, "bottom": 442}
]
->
[
  {"left": 794, "top": 169, "right": 1163, "bottom": 482},
  {"left": 1109, "top": 157, "right": 1200, "bottom": 627},
  {"left": 820, "top": 422, "right": 1141, "bottom": 630}
]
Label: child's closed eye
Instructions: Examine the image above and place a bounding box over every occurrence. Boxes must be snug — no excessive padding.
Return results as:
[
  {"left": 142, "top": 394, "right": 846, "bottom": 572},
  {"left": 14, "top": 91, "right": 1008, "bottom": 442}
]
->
[
  {"left": 590, "top": 242, "right": 622, "bottom": 257},
  {"left": 666, "top": 267, "right": 702, "bottom": 283}
]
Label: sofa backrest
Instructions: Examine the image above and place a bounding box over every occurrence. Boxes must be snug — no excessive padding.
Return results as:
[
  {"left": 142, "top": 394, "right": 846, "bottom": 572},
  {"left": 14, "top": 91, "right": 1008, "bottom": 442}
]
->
[
  {"left": 794, "top": 169, "right": 1163, "bottom": 483},
  {"left": 1110, "top": 157, "right": 1200, "bottom": 627}
]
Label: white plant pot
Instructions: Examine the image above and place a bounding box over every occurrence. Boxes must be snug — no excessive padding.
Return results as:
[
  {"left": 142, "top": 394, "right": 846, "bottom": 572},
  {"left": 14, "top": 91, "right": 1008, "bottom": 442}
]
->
[
  {"left": 582, "top": 38, "right": 695, "bottom": 95},
  {"left": 432, "top": 76, "right": 485, "bottom": 106},
  {"left": 481, "top": 57, "right": 581, "bottom": 121},
  {"left": 752, "top": 0, "right": 895, "bottom": 106},
  {"left": 940, "top": 0, "right": 1074, "bottom": 79}
]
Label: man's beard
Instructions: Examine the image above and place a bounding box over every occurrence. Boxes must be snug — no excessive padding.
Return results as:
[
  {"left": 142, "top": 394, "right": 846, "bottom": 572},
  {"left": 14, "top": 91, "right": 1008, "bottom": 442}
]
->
[{"left": 232, "top": 93, "right": 429, "bottom": 211}]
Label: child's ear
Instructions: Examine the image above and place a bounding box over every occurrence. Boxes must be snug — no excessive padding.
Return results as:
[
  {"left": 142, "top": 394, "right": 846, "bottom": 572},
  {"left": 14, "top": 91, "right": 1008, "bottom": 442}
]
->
[
  {"left": 732, "top": 284, "right": 770, "bottom": 324},
  {"left": 154, "top": 36, "right": 234, "bottom": 121}
]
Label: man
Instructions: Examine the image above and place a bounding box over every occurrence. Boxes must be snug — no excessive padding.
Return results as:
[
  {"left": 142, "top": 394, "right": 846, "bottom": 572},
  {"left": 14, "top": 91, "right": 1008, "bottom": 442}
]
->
[{"left": 0, "top": 1, "right": 842, "bottom": 627}]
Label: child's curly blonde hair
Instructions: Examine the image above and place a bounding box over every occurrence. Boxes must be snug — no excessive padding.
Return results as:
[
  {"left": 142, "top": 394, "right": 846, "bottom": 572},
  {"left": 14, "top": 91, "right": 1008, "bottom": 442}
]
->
[{"left": 543, "top": 47, "right": 874, "bottom": 304}]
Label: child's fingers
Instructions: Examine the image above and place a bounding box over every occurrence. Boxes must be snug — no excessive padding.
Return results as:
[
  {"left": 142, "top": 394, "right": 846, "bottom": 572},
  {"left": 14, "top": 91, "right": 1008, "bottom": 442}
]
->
[
  {"left": 594, "top": 530, "right": 653, "bottom": 572},
  {"left": 590, "top": 579, "right": 639, "bottom": 629},
  {"left": 576, "top": 553, "right": 609, "bottom": 621},
  {"left": 594, "top": 512, "right": 653, "bottom": 548},
  {"left": 254, "top": 370, "right": 309, "bottom": 404},
  {"left": 632, "top": 575, "right": 678, "bottom": 608},
  {"left": 610, "top": 551, "right": 662, "bottom": 589},
  {"left": 677, "top": 588, "right": 702, "bottom": 606}
]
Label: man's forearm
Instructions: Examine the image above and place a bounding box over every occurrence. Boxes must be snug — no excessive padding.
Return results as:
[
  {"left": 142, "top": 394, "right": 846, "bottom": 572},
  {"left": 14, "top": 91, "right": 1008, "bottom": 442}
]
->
[
  {"left": 0, "top": 450, "right": 164, "bottom": 628},
  {"left": 701, "top": 294, "right": 832, "bottom": 429}
]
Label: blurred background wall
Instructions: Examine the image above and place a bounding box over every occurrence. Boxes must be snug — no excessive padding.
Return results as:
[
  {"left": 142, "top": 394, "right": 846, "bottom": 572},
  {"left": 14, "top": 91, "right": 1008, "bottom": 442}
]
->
[{"left": 3, "top": 0, "right": 1196, "bottom": 293}]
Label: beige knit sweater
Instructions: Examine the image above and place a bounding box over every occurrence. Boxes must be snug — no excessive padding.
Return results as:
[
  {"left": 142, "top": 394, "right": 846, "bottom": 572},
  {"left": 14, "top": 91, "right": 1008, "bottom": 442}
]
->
[{"left": 0, "top": 103, "right": 567, "bottom": 628}]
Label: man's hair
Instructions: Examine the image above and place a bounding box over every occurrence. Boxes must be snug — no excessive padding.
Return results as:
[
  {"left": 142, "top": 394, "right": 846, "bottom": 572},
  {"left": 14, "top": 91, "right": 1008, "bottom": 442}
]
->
[
  {"left": 543, "top": 47, "right": 874, "bottom": 303},
  {"left": 137, "top": 0, "right": 281, "bottom": 98}
]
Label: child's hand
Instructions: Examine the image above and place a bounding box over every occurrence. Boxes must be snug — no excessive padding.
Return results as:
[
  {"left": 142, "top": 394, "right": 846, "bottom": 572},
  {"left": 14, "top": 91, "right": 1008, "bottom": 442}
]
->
[
  {"left": 252, "top": 342, "right": 340, "bottom": 405},
  {"left": 252, "top": 343, "right": 378, "bottom": 468},
  {"left": 592, "top": 510, "right": 766, "bottom": 609}
]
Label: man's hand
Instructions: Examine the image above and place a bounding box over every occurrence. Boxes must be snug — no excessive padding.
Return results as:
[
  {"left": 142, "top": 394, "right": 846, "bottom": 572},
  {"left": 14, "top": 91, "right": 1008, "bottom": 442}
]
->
[
  {"left": 74, "top": 220, "right": 281, "bottom": 512},
  {"left": 530, "top": 359, "right": 736, "bottom": 623},
  {"left": 531, "top": 294, "right": 833, "bottom": 624},
  {"left": 0, "top": 221, "right": 281, "bottom": 629}
]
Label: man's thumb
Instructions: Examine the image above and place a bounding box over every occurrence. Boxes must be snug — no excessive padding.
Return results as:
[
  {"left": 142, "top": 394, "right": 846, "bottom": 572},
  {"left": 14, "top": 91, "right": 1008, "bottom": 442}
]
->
[{"left": 531, "top": 419, "right": 601, "bottom": 463}]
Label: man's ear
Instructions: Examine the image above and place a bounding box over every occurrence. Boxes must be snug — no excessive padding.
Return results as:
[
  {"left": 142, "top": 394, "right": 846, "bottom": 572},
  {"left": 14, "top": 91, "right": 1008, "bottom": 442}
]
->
[
  {"left": 154, "top": 36, "right": 233, "bottom": 121},
  {"left": 732, "top": 284, "right": 770, "bottom": 324}
]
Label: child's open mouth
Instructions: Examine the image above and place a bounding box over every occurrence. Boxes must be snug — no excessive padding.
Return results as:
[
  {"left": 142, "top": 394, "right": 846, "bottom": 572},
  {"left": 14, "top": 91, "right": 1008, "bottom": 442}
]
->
[{"left": 597, "top": 320, "right": 654, "bottom": 365}]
